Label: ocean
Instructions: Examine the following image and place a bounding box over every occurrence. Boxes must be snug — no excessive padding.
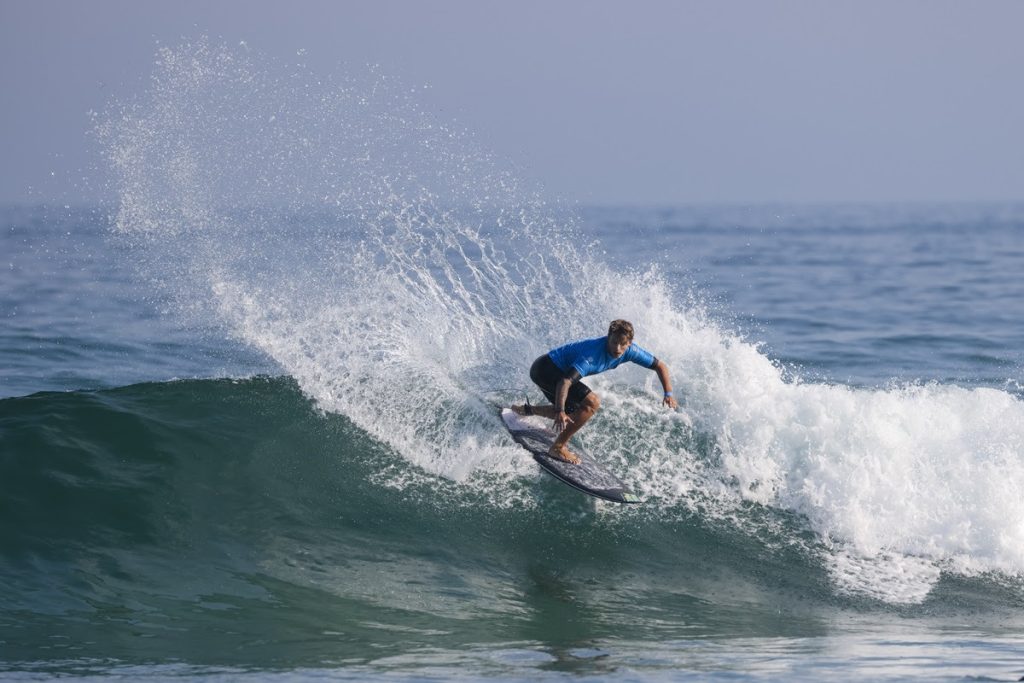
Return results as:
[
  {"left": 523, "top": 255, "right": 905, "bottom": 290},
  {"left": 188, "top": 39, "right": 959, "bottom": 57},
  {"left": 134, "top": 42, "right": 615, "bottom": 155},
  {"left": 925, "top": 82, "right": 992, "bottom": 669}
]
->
[{"left": 2, "top": 41, "right": 1024, "bottom": 681}]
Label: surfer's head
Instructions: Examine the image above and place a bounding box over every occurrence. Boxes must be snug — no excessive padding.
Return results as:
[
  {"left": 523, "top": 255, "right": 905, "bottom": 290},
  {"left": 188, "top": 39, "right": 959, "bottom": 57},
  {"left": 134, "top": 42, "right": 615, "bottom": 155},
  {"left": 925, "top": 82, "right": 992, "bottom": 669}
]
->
[
  {"left": 608, "top": 319, "right": 634, "bottom": 341},
  {"left": 607, "top": 319, "right": 634, "bottom": 357}
]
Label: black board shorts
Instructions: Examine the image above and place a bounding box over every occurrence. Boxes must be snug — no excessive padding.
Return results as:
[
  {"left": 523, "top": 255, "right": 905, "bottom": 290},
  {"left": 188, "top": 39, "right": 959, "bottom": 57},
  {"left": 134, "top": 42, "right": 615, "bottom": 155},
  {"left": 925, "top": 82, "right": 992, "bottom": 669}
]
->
[{"left": 530, "top": 354, "right": 592, "bottom": 414}]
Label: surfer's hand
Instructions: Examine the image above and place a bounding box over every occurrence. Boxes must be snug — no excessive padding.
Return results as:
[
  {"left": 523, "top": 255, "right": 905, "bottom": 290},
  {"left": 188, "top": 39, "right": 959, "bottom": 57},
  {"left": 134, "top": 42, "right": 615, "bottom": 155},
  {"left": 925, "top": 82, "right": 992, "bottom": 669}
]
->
[
  {"left": 553, "top": 411, "right": 573, "bottom": 432},
  {"left": 663, "top": 395, "right": 678, "bottom": 409}
]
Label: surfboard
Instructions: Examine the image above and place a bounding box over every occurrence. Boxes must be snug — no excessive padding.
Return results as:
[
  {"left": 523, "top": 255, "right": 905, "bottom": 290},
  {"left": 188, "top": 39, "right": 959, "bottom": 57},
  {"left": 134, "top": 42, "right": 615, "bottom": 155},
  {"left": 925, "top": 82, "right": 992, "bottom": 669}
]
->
[{"left": 500, "top": 408, "right": 641, "bottom": 504}]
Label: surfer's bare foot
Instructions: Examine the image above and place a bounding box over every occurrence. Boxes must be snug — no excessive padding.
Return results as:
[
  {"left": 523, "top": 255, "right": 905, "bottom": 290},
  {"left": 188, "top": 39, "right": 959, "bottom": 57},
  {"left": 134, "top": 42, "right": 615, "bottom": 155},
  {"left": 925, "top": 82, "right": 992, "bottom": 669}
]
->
[{"left": 548, "top": 443, "right": 581, "bottom": 465}]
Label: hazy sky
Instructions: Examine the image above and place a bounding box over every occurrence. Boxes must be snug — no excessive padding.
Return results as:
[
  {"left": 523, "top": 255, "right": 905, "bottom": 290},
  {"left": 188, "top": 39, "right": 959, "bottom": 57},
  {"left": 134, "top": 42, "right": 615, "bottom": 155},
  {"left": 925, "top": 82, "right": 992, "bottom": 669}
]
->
[{"left": 2, "top": 0, "right": 1022, "bottom": 205}]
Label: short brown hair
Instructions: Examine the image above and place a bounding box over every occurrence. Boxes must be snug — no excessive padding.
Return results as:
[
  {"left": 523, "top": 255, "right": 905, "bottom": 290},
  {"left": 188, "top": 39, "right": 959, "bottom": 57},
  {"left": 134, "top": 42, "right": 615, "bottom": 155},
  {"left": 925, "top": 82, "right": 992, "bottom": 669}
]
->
[{"left": 608, "top": 319, "right": 634, "bottom": 340}]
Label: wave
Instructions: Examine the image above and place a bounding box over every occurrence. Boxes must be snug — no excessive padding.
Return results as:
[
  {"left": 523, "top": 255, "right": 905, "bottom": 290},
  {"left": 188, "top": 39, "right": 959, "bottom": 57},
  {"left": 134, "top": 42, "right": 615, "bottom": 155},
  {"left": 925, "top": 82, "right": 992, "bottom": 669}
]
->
[
  {"left": 3, "top": 375, "right": 1023, "bottom": 626},
  {"left": 82, "top": 38, "right": 1024, "bottom": 612}
]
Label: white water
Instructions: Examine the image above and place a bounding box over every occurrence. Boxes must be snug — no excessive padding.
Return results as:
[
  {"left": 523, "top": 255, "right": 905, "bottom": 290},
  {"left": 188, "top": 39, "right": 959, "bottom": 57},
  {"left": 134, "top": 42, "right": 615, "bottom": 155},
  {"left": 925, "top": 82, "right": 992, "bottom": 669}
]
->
[{"left": 102, "top": 39, "right": 1024, "bottom": 604}]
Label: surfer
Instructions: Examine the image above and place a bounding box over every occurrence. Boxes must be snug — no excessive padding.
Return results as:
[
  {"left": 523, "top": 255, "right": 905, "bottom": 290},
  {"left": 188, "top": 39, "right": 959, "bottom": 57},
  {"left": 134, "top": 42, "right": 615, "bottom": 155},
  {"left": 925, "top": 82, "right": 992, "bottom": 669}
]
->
[{"left": 512, "top": 319, "right": 678, "bottom": 464}]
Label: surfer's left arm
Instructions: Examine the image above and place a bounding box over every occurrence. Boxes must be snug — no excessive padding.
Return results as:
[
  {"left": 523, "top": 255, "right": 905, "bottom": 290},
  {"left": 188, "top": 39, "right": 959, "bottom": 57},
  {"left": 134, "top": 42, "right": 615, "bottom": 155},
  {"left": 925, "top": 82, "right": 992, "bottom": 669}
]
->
[{"left": 652, "top": 359, "right": 678, "bottom": 409}]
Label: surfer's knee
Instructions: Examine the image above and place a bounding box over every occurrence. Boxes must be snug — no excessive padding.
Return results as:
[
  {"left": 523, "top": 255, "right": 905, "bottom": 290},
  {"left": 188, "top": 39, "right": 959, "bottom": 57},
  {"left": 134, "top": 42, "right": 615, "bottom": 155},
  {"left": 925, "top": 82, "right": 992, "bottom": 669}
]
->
[{"left": 582, "top": 392, "right": 600, "bottom": 413}]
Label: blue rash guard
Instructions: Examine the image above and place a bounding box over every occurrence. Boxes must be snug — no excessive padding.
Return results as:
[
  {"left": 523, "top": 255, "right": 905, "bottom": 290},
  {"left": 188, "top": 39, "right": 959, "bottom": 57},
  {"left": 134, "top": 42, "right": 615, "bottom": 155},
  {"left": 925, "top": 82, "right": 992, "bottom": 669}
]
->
[{"left": 548, "top": 336, "right": 657, "bottom": 378}]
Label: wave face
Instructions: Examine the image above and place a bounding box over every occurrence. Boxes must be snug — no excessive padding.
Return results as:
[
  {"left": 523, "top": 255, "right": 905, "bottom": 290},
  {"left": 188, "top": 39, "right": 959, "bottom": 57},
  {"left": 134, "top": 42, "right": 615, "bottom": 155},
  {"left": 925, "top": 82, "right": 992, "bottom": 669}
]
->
[{"left": 0, "top": 377, "right": 825, "bottom": 667}]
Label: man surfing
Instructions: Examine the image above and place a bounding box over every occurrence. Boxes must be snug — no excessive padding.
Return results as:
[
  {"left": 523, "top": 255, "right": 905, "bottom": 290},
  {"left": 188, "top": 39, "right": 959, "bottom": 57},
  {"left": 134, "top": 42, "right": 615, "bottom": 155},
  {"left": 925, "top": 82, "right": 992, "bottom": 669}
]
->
[{"left": 512, "top": 319, "right": 678, "bottom": 464}]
